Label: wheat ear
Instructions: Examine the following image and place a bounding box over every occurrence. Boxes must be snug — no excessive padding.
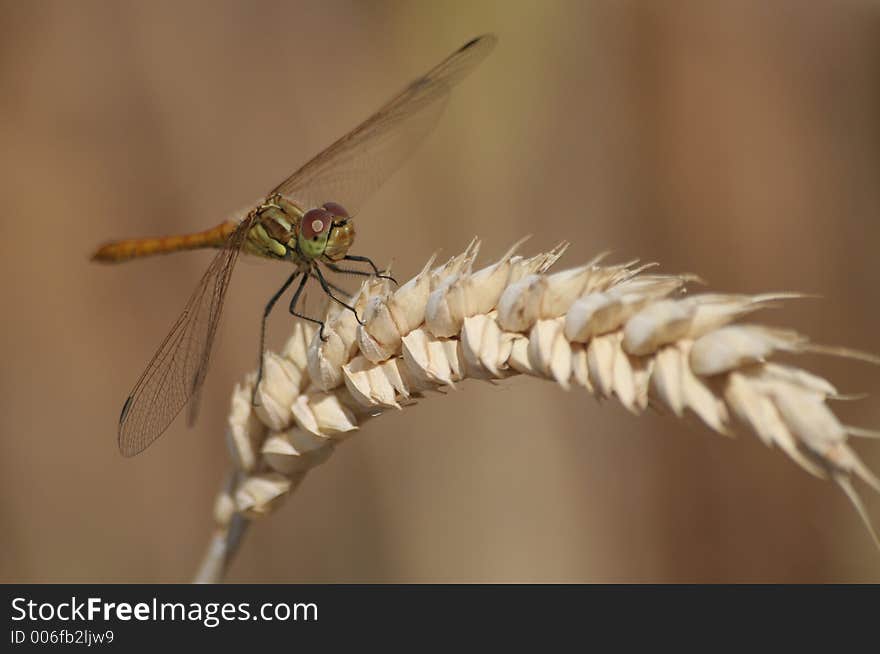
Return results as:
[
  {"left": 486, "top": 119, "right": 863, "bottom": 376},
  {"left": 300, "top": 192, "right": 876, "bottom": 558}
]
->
[{"left": 193, "top": 238, "right": 880, "bottom": 583}]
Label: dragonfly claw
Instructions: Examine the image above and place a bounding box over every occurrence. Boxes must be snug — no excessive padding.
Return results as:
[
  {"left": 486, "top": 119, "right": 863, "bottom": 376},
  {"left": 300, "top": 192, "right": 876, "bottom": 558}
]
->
[{"left": 378, "top": 273, "right": 398, "bottom": 286}]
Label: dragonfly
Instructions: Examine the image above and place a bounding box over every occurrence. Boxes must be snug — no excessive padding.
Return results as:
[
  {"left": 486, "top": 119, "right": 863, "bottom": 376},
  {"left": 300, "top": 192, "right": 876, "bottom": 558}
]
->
[{"left": 92, "top": 34, "right": 497, "bottom": 457}]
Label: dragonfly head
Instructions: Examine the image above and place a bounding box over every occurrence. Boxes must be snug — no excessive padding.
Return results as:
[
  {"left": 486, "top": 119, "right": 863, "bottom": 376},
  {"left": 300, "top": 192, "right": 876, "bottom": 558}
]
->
[{"left": 298, "top": 202, "right": 355, "bottom": 261}]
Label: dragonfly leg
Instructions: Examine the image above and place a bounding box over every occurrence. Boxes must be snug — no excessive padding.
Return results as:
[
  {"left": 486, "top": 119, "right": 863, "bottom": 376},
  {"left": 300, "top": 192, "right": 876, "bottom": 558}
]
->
[
  {"left": 325, "top": 261, "right": 397, "bottom": 285},
  {"left": 288, "top": 271, "right": 328, "bottom": 341},
  {"left": 324, "top": 263, "right": 372, "bottom": 277},
  {"left": 253, "top": 270, "right": 303, "bottom": 405},
  {"left": 343, "top": 254, "right": 398, "bottom": 285},
  {"left": 313, "top": 265, "right": 366, "bottom": 325},
  {"left": 310, "top": 272, "right": 352, "bottom": 298},
  {"left": 347, "top": 254, "right": 398, "bottom": 285}
]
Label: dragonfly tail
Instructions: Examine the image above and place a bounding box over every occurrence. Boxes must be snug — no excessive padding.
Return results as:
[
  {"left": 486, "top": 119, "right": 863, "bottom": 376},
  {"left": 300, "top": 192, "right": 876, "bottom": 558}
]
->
[{"left": 91, "top": 221, "right": 239, "bottom": 263}]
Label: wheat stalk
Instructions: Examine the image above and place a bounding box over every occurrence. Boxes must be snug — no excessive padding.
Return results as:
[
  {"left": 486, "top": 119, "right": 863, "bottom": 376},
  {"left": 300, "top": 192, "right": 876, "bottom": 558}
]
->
[{"left": 193, "top": 238, "right": 880, "bottom": 583}]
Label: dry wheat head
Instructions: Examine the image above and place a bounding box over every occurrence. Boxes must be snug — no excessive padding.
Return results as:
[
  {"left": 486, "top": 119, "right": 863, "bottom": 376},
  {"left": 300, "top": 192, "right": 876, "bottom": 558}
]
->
[{"left": 194, "top": 238, "right": 880, "bottom": 582}]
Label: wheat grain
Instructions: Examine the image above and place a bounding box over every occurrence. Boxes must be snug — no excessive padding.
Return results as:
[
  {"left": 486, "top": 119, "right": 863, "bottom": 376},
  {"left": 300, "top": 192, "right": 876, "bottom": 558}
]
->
[{"left": 193, "top": 239, "right": 880, "bottom": 583}]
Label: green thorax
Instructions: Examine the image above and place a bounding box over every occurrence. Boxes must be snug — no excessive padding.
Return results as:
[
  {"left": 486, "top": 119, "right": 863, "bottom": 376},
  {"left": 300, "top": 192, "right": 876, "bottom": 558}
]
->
[{"left": 245, "top": 197, "right": 306, "bottom": 262}]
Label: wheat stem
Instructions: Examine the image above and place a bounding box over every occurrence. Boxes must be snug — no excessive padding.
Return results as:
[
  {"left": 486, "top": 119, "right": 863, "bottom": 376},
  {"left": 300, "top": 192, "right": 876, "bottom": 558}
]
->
[{"left": 194, "top": 238, "right": 880, "bottom": 582}]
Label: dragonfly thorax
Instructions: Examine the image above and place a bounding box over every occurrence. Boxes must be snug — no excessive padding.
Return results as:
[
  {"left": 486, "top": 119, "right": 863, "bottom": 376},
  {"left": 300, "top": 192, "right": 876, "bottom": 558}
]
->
[{"left": 247, "top": 196, "right": 355, "bottom": 264}]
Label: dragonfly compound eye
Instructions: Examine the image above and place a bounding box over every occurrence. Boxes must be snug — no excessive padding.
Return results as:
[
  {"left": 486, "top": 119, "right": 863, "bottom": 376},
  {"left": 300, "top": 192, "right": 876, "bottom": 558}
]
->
[
  {"left": 302, "top": 208, "right": 332, "bottom": 241},
  {"left": 321, "top": 202, "right": 350, "bottom": 219}
]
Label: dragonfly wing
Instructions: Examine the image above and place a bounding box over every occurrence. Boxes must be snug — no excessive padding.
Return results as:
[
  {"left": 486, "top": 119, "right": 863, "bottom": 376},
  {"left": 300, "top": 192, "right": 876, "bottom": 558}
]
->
[
  {"left": 270, "top": 34, "right": 497, "bottom": 214},
  {"left": 117, "top": 216, "right": 254, "bottom": 457}
]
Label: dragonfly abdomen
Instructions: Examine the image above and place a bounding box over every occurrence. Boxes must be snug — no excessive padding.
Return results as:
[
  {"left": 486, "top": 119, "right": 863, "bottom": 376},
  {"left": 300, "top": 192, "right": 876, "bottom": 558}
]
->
[{"left": 91, "top": 221, "right": 238, "bottom": 263}]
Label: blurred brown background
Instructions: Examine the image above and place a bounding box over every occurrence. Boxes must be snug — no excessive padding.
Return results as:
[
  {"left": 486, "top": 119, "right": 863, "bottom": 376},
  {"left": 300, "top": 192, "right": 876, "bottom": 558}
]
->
[{"left": 2, "top": 0, "right": 880, "bottom": 582}]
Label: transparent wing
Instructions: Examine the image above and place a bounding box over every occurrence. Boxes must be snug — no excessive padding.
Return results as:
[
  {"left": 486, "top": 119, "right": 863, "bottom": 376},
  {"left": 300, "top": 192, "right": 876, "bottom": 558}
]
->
[
  {"left": 117, "top": 216, "right": 255, "bottom": 457},
  {"left": 269, "top": 34, "right": 497, "bottom": 214}
]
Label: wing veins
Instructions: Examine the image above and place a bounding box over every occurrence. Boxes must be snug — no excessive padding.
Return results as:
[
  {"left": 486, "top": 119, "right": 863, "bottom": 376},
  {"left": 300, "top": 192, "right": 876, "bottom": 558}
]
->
[
  {"left": 269, "top": 35, "right": 496, "bottom": 213},
  {"left": 117, "top": 217, "right": 253, "bottom": 456}
]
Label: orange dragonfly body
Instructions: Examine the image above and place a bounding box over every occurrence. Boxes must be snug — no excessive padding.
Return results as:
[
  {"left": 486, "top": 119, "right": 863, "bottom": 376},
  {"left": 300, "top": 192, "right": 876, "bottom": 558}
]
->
[{"left": 93, "top": 35, "right": 497, "bottom": 457}]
